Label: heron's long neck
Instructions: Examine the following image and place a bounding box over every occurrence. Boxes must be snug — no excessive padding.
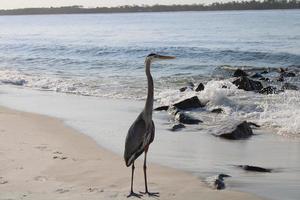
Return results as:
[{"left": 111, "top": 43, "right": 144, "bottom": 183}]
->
[{"left": 144, "top": 59, "right": 153, "bottom": 120}]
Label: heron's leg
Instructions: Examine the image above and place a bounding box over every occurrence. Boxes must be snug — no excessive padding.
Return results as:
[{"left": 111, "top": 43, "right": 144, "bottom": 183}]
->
[
  {"left": 127, "top": 162, "right": 142, "bottom": 198},
  {"left": 140, "top": 146, "right": 159, "bottom": 197}
]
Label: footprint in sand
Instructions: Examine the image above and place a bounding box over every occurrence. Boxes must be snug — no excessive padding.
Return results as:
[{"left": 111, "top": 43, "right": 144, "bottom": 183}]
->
[
  {"left": 55, "top": 188, "right": 70, "bottom": 194},
  {"left": 34, "top": 176, "right": 48, "bottom": 182},
  {"left": 88, "top": 187, "right": 104, "bottom": 193},
  {"left": 35, "top": 145, "right": 48, "bottom": 151},
  {"left": 53, "top": 156, "right": 68, "bottom": 160},
  {"left": 53, "top": 151, "right": 68, "bottom": 160},
  {"left": 0, "top": 177, "right": 8, "bottom": 184}
]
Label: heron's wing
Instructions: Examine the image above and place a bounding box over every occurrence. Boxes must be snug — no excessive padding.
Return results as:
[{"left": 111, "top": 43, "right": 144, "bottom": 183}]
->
[
  {"left": 124, "top": 113, "right": 147, "bottom": 166},
  {"left": 149, "top": 120, "right": 155, "bottom": 144}
]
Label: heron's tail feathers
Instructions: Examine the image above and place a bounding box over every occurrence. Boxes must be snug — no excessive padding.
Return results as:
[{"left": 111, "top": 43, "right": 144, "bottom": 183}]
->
[{"left": 124, "top": 153, "right": 134, "bottom": 167}]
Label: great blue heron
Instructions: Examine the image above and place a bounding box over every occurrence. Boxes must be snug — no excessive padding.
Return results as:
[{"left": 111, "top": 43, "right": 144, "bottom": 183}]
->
[{"left": 124, "top": 53, "right": 175, "bottom": 198}]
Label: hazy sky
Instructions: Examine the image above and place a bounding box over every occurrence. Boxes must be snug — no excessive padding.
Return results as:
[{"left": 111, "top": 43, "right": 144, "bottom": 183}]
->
[{"left": 0, "top": 0, "right": 230, "bottom": 9}]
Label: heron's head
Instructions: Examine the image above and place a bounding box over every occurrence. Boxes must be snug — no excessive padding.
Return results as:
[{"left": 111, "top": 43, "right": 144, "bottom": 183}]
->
[{"left": 146, "top": 53, "right": 176, "bottom": 62}]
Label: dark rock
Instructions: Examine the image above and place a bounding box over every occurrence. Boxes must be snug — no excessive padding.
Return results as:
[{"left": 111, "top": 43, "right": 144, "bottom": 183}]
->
[
  {"left": 170, "top": 123, "right": 186, "bottom": 131},
  {"left": 214, "top": 179, "right": 225, "bottom": 190},
  {"left": 211, "top": 108, "right": 224, "bottom": 114},
  {"left": 218, "top": 174, "right": 231, "bottom": 179},
  {"left": 259, "top": 86, "right": 278, "bottom": 95},
  {"left": 282, "top": 72, "right": 296, "bottom": 77},
  {"left": 222, "top": 85, "right": 228, "bottom": 89},
  {"left": 261, "top": 70, "right": 269, "bottom": 74},
  {"left": 195, "top": 83, "right": 205, "bottom": 92},
  {"left": 1, "top": 79, "right": 27, "bottom": 86},
  {"left": 232, "top": 76, "right": 263, "bottom": 91},
  {"left": 237, "top": 165, "right": 272, "bottom": 173},
  {"left": 175, "top": 112, "right": 202, "bottom": 125},
  {"left": 259, "top": 77, "right": 270, "bottom": 81},
  {"left": 179, "top": 87, "right": 188, "bottom": 92},
  {"left": 154, "top": 106, "right": 169, "bottom": 111},
  {"left": 187, "top": 82, "right": 195, "bottom": 87},
  {"left": 233, "top": 69, "right": 248, "bottom": 77},
  {"left": 277, "top": 75, "right": 284, "bottom": 82},
  {"left": 179, "top": 82, "right": 194, "bottom": 92},
  {"left": 282, "top": 83, "right": 298, "bottom": 91},
  {"left": 279, "top": 67, "right": 287, "bottom": 73},
  {"left": 248, "top": 122, "right": 261, "bottom": 128},
  {"left": 207, "top": 174, "right": 231, "bottom": 190},
  {"left": 173, "top": 96, "right": 205, "bottom": 110},
  {"left": 251, "top": 73, "right": 263, "bottom": 78},
  {"left": 218, "top": 121, "right": 253, "bottom": 140}
]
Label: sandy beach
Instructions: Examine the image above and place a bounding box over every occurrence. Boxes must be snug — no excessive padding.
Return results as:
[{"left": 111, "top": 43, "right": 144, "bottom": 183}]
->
[{"left": 0, "top": 105, "right": 265, "bottom": 200}]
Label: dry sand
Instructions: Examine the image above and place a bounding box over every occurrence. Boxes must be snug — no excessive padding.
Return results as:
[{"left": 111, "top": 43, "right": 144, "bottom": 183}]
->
[{"left": 0, "top": 106, "right": 264, "bottom": 200}]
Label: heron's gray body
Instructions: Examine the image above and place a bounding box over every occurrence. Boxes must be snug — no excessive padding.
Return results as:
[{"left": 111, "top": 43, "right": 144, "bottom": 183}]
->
[{"left": 124, "top": 112, "right": 155, "bottom": 167}]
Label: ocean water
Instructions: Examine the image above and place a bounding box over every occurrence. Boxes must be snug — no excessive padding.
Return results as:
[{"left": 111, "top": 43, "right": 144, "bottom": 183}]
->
[
  {"left": 0, "top": 10, "right": 300, "bottom": 199},
  {"left": 0, "top": 10, "right": 299, "bottom": 136}
]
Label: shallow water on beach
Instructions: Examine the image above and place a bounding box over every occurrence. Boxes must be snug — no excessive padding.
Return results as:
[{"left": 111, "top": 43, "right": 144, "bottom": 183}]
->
[
  {"left": 0, "top": 86, "right": 299, "bottom": 200},
  {"left": 0, "top": 10, "right": 300, "bottom": 200}
]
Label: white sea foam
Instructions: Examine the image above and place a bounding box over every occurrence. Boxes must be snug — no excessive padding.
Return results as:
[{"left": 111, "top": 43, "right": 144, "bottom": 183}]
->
[
  {"left": 157, "top": 79, "right": 300, "bottom": 136},
  {"left": 0, "top": 68, "right": 299, "bottom": 136}
]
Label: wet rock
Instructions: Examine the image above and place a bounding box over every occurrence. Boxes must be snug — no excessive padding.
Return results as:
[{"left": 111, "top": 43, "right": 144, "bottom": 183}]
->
[
  {"left": 170, "top": 123, "right": 186, "bottom": 131},
  {"left": 154, "top": 106, "right": 169, "bottom": 111},
  {"left": 187, "top": 82, "right": 195, "bottom": 87},
  {"left": 248, "top": 122, "right": 261, "bottom": 128},
  {"left": 218, "top": 174, "right": 231, "bottom": 179},
  {"left": 282, "top": 72, "right": 296, "bottom": 77},
  {"left": 179, "top": 87, "right": 188, "bottom": 92},
  {"left": 233, "top": 69, "right": 248, "bottom": 77},
  {"left": 175, "top": 112, "right": 202, "bottom": 125},
  {"left": 222, "top": 85, "right": 228, "bottom": 89},
  {"left": 261, "top": 70, "right": 269, "bottom": 74},
  {"left": 179, "top": 82, "right": 194, "bottom": 92},
  {"left": 1, "top": 79, "right": 27, "bottom": 86},
  {"left": 211, "top": 108, "right": 224, "bottom": 114},
  {"left": 259, "top": 86, "right": 278, "bottom": 95},
  {"left": 237, "top": 165, "right": 272, "bottom": 173},
  {"left": 206, "top": 174, "right": 231, "bottom": 190},
  {"left": 277, "top": 75, "right": 284, "bottom": 82},
  {"left": 259, "top": 77, "right": 270, "bottom": 81},
  {"left": 232, "top": 76, "right": 263, "bottom": 91},
  {"left": 278, "top": 67, "right": 287, "bottom": 73},
  {"left": 195, "top": 83, "right": 205, "bottom": 92},
  {"left": 214, "top": 179, "right": 225, "bottom": 190},
  {"left": 251, "top": 73, "right": 263, "bottom": 78},
  {"left": 173, "top": 96, "right": 205, "bottom": 110},
  {"left": 282, "top": 83, "right": 298, "bottom": 91},
  {"left": 218, "top": 121, "right": 253, "bottom": 140}
]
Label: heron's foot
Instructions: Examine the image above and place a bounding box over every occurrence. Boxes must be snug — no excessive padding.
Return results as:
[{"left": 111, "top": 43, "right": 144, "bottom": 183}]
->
[
  {"left": 127, "top": 191, "right": 143, "bottom": 198},
  {"left": 139, "top": 191, "right": 160, "bottom": 197}
]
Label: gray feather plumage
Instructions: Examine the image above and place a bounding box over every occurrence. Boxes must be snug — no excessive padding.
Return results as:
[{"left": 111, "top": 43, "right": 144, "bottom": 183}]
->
[{"left": 124, "top": 112, "right": 155, "bottom": 167}]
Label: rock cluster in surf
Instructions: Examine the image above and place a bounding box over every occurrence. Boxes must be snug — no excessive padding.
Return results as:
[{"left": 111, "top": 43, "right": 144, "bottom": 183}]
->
[{"left": 154, "top": 66, "right": 299, "bottom": 137}]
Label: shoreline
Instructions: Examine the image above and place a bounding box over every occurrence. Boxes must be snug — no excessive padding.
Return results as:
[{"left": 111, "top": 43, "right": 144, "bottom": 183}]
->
[{"left": 0, "top": 105, "right": 264, "bottom": 199}]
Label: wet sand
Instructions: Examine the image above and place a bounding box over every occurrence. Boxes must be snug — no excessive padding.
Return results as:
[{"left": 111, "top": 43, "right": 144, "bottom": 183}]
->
[{"left": 0, "top": 105, "right": 265, "bottom": 199}]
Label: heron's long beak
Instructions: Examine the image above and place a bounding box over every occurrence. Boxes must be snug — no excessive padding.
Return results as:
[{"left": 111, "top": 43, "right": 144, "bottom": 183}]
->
[{"left": 157, "top": 55, "right": 176, "bottom": 60}]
